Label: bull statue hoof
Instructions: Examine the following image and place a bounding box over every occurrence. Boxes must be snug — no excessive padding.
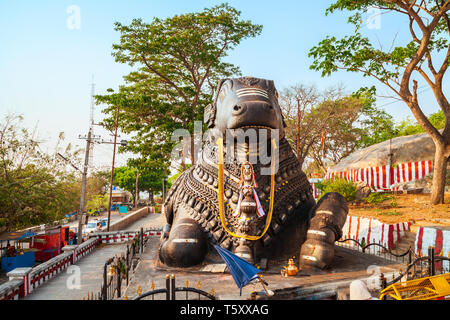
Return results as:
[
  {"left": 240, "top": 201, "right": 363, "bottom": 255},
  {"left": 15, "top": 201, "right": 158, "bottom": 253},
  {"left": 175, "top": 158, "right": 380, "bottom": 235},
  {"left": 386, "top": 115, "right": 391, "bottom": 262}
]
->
[{"left": 300, "top": 192, "right": 348, "bottom": 269}]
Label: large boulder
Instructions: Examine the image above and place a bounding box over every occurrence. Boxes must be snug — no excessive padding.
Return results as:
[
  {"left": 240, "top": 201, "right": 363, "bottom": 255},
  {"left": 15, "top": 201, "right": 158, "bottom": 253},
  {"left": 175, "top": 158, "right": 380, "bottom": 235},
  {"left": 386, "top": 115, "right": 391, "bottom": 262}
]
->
[{"left": 330, "top": 132, "right": 436, "bottom": 173}]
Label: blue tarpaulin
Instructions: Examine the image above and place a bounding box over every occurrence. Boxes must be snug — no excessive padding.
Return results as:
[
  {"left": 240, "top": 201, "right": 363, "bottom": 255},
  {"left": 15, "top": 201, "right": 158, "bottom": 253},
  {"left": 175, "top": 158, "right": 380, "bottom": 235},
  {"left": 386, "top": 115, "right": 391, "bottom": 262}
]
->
[
  {"left": 214, "top": 245, "right": 261, "bottom": 295},
  {"left": 0, "top": 230, "right": 36, "bottom": 242},
  {"left": 119, "top": 206, "right": 128, "bottom": 214},
  {"left": 65, "top": 211, "right": 77, "bottom": 218}
]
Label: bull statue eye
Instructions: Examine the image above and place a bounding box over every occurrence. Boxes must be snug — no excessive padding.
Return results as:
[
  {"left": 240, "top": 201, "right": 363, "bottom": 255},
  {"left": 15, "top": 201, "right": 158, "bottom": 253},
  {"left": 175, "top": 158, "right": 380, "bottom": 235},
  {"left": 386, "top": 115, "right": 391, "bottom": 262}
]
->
[{"left": 233, "top": 105, "right": 242, "bottom": 111}]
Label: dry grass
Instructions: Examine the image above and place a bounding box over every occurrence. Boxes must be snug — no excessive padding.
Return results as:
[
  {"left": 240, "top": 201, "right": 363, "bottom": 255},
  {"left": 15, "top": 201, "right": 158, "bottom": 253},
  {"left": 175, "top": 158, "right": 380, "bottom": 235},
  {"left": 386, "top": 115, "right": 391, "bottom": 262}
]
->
[{"left": 348, "top": 193, "right": 450, "bottom": 227}]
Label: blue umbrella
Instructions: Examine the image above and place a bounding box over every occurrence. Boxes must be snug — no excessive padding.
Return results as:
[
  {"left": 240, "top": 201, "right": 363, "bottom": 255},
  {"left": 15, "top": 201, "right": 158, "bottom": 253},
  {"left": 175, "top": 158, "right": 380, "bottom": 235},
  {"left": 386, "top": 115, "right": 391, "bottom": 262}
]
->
[{"left": 214, "top": 245, "right": 269, "bottom": 296}]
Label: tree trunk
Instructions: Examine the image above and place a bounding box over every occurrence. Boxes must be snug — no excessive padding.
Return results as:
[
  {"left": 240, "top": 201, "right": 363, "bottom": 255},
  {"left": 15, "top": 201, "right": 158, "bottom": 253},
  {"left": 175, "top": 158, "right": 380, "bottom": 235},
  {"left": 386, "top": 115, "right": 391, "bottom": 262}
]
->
[
  {"left": 190, "top": 133, "right": 195, "bottom": 165},
  {"left": 181, "top": 150, "right": 186, "bottom": 171},
  {"left": 430, "top": 142, "right": 448, "bottom": 205},
  {"left": 148, "top": 188, "right": 154, "bottom": 206},
  {"left": 135, "top": 172, "right": 139, "bottom": 209}
]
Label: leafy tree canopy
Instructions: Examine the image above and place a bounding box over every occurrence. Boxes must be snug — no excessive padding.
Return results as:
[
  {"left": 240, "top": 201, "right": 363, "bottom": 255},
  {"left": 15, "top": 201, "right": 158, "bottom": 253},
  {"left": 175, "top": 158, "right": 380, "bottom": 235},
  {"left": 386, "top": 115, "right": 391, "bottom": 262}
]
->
[{"left": 96, "top": 3, "right": 263, "bottom": 170}]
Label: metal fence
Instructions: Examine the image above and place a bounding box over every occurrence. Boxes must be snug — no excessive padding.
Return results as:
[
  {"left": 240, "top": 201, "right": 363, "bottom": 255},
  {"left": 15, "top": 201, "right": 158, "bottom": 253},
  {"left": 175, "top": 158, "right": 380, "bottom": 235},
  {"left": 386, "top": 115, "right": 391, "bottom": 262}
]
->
[
  {"left": 382, "top": 246, "right": 450, "bottom": 287},
  {"left": 337, "top": 236, "right": 450, "bottom": 274},
  {"left": 336, "top": 236, "right": 415, "bottom": 264},
  {"left": 133, "top": 274, "right": 216, "bottom": 301}
]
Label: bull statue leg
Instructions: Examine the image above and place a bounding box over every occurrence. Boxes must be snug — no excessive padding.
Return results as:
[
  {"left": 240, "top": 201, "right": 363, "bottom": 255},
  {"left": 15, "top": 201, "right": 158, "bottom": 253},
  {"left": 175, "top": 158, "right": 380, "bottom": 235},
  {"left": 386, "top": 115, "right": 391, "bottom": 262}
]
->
[
  {"left": 159, "top": 204, "right": 208, "bottom": 267},
  {"left": 300, "top": 192, "right": 348, "bottom": 269}
]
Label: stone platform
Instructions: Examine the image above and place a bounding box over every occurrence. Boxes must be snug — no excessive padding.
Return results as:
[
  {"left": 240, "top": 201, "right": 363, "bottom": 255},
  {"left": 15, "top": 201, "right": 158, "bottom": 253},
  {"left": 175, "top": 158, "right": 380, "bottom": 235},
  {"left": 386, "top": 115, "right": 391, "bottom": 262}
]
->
[{"left": 123, "top": 236, "right": 404, "bottom": 300}]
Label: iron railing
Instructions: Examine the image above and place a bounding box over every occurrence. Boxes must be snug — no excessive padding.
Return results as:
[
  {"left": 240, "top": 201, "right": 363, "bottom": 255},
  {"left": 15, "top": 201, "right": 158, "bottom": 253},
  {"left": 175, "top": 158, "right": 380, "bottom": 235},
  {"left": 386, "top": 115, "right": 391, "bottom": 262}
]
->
[
  {"left": 336, "top": 236, "right": 415, "bottom": 264},
  {"left": 383, "top": 246, "right": 450, "bottom": 285},
  {"left": 133, "top": 274, "right": 216, "bottom": 301}
]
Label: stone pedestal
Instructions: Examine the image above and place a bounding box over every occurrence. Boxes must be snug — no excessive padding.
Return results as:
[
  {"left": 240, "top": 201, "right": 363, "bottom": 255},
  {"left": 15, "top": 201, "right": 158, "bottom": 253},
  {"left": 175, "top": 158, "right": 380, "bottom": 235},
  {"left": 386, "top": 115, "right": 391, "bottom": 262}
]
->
[
  {"left": 62, "top": 245, "right": 78, "bottom": 263},
  {"left": 7, "top": 267, "right": 33, "bottom": 297}
]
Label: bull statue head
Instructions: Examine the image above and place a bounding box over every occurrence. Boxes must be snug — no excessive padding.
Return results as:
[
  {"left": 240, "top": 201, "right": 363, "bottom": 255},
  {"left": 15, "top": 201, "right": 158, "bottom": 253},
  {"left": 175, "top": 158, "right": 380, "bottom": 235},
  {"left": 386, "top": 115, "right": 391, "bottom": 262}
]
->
[{"left": 204, "top": 77, "right": 286, "bottom": 142}]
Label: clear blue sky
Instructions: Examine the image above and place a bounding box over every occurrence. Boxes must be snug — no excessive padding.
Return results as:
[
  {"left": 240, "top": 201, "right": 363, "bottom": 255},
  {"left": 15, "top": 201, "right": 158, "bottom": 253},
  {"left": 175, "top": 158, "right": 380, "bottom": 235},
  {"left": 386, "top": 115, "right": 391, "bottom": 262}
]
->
[{"left": 0, "top": 0, "right": 445, "bottom": 169}]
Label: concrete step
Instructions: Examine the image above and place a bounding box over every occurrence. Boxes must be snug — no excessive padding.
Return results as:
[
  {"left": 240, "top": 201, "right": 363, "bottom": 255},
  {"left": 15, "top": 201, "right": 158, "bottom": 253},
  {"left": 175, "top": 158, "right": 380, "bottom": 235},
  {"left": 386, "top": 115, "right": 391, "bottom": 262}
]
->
[{"left": 392, "top": 230, "right": 417, "bottom": 255}]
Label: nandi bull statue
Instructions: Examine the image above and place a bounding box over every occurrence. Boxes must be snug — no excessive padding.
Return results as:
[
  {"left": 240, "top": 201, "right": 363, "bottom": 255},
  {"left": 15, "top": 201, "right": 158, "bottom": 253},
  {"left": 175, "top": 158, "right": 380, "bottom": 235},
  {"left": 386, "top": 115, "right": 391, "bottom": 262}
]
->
[{"left": 159, "top": 76, "right": 348, "bottom": 269}]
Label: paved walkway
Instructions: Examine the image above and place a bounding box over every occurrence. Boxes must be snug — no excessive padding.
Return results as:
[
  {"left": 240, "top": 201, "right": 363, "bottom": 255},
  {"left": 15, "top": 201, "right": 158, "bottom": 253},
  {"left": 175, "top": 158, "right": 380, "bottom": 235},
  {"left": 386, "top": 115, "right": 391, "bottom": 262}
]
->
[
  {"left": 24, "top": 213, "right": 165, "bottom": 300},
  {"left": 23, "top": 243, "right": 127, "bottom": 300}
]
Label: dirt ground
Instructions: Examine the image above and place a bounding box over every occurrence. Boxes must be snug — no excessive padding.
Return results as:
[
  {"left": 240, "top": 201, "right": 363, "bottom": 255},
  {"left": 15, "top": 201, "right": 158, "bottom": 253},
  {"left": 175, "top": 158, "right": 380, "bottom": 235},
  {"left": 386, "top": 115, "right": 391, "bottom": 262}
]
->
[{"left": 348, "top": 193, "right": 450, "bottom": 228}]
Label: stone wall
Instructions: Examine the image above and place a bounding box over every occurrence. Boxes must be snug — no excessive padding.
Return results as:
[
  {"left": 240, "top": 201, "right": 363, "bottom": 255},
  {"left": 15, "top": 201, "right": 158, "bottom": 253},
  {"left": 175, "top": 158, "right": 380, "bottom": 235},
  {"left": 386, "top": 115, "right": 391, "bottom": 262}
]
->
[{"left": 108, "top": 207, "right": 150, "bottom": 231}]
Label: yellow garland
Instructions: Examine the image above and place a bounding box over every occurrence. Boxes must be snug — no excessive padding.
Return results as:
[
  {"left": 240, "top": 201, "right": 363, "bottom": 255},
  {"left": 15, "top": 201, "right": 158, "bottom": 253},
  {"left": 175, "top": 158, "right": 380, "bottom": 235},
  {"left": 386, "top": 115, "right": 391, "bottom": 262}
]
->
[{"left": 216, "top": 137, "right": 276, "bottom": 241}]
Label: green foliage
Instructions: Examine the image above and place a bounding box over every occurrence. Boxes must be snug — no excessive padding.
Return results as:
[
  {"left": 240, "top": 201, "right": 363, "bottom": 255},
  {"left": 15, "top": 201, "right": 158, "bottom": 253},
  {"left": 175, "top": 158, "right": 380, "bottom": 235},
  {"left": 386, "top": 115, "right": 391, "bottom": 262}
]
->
[
  {"left": 393, "top": 111, "right": 445, "bottom": 137},
  {"left": 87, "top": 194, "right": 108, "bottom": 212},
  {"left": 0, "top": 115, "right": 82, "bottom": 230},
  {"left": 113, "top": 161, "right": 168, "bottom": 201},
  {"left": 363, "top": 192, "right": 390, "bottom": 204},
  {"left": 316, "top": 178, "right": 357, "bottom": 202},
  {"left": 308, "top": 1, "right": 449, "bottom": 141},
  {"left": 377, "top": 211, "right": 403, "bottom": 217}
]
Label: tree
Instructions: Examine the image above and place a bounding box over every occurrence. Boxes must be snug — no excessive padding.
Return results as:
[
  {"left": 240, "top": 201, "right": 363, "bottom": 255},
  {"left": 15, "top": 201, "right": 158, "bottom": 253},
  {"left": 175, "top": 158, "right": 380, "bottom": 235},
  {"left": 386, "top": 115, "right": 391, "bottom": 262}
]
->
[
  {"left": 309, "top": 1, "right": 450, "bottom": 204},
  {"left": 0, "top": 115, "right": 81, "bottom": 230},
  {"left": 87, "top": 194, "right": 109, "bottom": 213},
  {"left": 279, "top": 83, "right": 321, "bottom": 168},
  {"left": 113, "top": 161, "right": 167, "bottom": 206},
  {"left": 97, "top": 3, "right": 263, "bottom": 169},
  {"left": 279, "top": 84, "right": 394, "bottom": 172}
]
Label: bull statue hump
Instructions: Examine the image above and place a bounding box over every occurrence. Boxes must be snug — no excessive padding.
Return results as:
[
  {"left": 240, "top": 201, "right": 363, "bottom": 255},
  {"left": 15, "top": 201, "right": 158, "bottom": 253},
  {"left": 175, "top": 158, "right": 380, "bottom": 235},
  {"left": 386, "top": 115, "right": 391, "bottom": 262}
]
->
[{"left": 158, "top": 76, "right": 348, "bottom": 269}]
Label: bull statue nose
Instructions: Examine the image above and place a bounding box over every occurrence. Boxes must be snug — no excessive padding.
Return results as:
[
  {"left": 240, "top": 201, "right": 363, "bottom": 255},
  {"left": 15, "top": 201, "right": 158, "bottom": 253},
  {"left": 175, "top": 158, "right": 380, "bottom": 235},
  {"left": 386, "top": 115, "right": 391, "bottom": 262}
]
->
[
  {"left": 232, "top": 104, "right": 247, "bottom": 115},
  {"left": 232, "top": 102, "right": 273, "bottom": 116}
]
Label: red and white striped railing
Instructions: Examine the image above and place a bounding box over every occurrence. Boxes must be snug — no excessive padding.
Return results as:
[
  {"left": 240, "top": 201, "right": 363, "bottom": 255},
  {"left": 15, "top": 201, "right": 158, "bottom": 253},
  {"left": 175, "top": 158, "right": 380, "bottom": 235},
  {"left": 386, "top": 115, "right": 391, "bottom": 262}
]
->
[
  {"left": 0, "top": 279, "right": 23, "bottom": 300},
  {"left": 1, "top": 238, "right": 99, "bottom": 300},
  {"left": 94, "top": 228, "right": 162, "bottom": 244}
]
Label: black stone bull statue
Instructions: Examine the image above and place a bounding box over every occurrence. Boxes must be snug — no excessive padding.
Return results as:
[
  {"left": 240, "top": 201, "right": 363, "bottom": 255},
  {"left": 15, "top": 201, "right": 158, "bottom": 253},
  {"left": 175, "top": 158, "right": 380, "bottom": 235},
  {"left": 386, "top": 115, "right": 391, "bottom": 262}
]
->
[{"left": 159, "top": 76, "right": 348, "bottom": 269}]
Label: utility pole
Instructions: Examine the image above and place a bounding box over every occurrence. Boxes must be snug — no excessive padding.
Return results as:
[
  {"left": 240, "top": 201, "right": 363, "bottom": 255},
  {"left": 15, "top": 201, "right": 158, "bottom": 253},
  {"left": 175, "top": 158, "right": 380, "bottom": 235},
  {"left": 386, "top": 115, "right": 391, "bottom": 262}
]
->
[
  {"left": 135, "top": 171, "right": 140, "bottom": 209},
  {"left": 106, "top": 105, "right": 120, "bottom": 232},
  {"left": 89, "top": 77, "right": 96, "bottom": 166},
  {"left": 77, "top": 128, "right": 92, "bottom": 245},
  {"left": 296, "top": 98, "right": 300, "bottom": 160}
]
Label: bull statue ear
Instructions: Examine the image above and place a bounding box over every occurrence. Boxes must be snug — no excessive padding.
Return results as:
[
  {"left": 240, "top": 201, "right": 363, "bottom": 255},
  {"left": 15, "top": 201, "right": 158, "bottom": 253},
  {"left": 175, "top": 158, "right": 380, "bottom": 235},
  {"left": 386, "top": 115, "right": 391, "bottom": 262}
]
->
[{"left": 204, "top": 103, "right": 216, "bottom": 128}]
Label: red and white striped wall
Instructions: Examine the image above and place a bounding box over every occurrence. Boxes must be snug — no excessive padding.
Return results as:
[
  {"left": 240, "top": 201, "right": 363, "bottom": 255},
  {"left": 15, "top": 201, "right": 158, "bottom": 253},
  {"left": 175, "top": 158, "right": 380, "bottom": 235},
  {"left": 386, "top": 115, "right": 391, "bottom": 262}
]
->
[
  {"left": 341, "top": 216, "right": 411, "bottom": 250},
  {"left": 415, "top": 227, "right": 450, "bottom": 272},
  {"left": 415, "top": 227, "right": 450, "bottom": 257},
  {"left": 325, "top": 160, "right": 433, "bottom": 191},
  {"left": 309, "top": 178, "right": 322, "bottom": 200},
  {"left": 95, "top": 229, "right": 162, "bottom": 244}
]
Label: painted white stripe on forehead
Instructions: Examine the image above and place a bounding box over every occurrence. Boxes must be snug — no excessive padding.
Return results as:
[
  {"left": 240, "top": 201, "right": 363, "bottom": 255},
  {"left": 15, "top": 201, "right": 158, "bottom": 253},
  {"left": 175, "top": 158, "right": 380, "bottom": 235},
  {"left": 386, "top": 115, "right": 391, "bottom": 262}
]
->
[{"left": 236, "top": 88, "right": 269, "bottom": 99}]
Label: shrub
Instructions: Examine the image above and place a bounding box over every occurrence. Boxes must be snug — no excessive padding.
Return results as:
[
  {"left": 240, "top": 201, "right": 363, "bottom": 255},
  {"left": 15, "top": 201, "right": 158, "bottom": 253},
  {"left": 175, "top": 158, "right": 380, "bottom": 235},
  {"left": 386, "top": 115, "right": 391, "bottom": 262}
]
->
[
  {"left": 316, "top": 178, "right": 357, "bottom": 202},
  {"left": 377, "top": 211, "right": 403, "bottom": 217},
  {"left": 363, "top": 193, "right": 390, "bottom": 204}
]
